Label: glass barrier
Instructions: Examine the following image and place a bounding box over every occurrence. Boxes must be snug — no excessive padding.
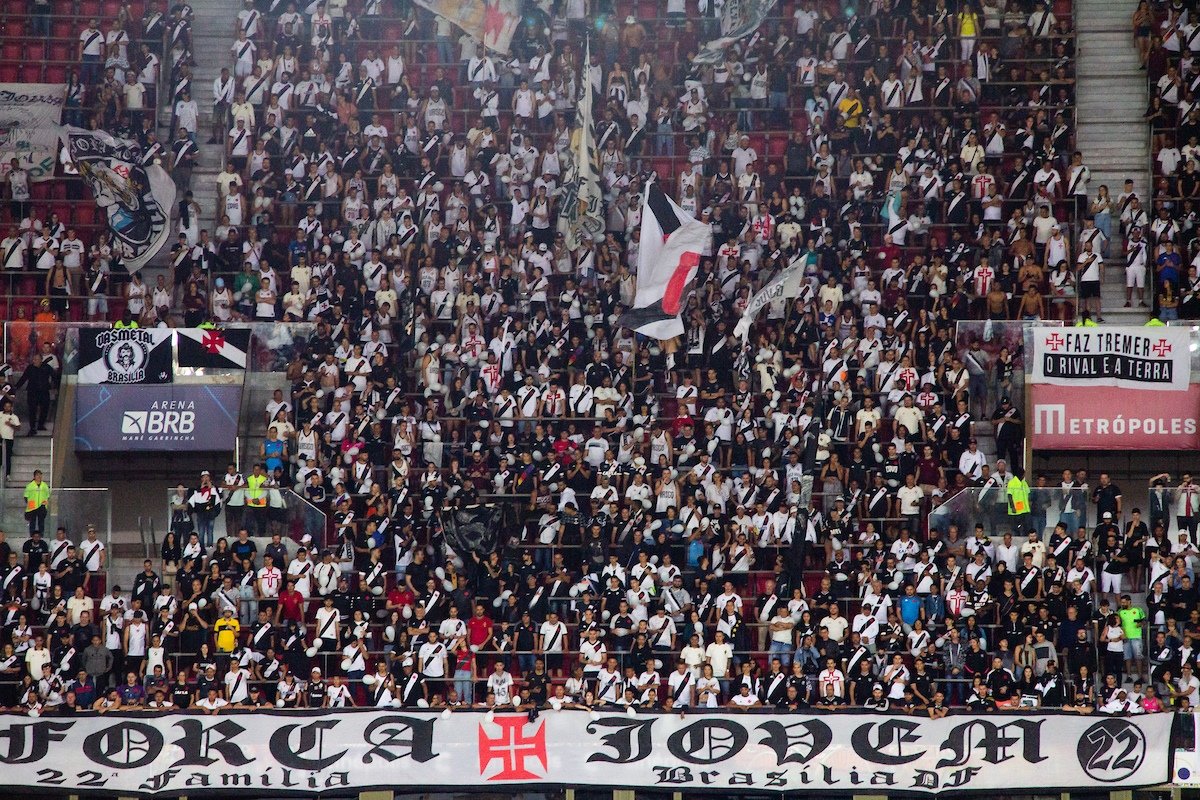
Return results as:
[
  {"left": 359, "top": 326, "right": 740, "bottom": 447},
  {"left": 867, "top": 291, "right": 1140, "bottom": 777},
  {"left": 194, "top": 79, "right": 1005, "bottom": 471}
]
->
[
  {"left": 163, "top": 486, "right": 327, "bottom": 556},
  {"left": 953, "top": 320, "right": 1061, "bottom": 419},
  {"left": 929, "top": 486, "right": 1078, "bottom": 543},
  {"left": 0, "top": 486, "right": 110, "bottom": 558}
]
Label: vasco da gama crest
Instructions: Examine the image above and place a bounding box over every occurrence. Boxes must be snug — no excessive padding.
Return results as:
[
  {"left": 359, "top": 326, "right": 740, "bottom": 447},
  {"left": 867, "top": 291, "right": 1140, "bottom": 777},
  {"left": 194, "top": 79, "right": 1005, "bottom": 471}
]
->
[{"left": 64, "top": 127, "right": 176, "bottom": 271}]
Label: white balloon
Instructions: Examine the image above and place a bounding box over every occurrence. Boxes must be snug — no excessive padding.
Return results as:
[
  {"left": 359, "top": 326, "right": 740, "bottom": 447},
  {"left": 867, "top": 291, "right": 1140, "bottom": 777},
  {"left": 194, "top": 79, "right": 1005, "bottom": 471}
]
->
[
  {"left": 28, "top": 708, "right": 40, "bottom": 718},
  {"left": 714, "top": 568, "right": 724, "bottom": 578},
  {"left": 363, "top": 673, "right": 378, "bottom": 686},
  {"left": 470, "top": 644, "right": 480, "bottom": 653},
  {"left": 198, "top": 598, "right": 208, "bottom": 608},
  {"left": 306, "top": 645, "right": 319, "bottom": 657},
  {"left": 512, "top": 696, "right": 522, "bottom": 707},
  {"left": 384, "top": 625, "right": 396, "bottom": 642},
  {"left": 625, "top": 705, "right": 637, "bottom": 717},
  {"left": 371, "top": 585, "right": 384, "bottom": 596},
  {"left": 417, "top": 698, "right": 430, "bottom": 708},
  {"left": 188, "top": 602, "right": 198, "bottom": 611},
  {"left": 403, "top": 605, "right": 414, "bottom": 619},
  {"left": 588, "top": 710, "right": 600, "bottom": 722},
  {"left": 441, "top": 708, "right": 453, "bottom": 719},
  {"left": 275, "top": 699, "right": 285, "bottom": 707},
  {"left": 442, "top": 579, "right": 454, "bottom": 593},
  {"left": 340, "top": 658, "right": 353, "bottom": 671}
]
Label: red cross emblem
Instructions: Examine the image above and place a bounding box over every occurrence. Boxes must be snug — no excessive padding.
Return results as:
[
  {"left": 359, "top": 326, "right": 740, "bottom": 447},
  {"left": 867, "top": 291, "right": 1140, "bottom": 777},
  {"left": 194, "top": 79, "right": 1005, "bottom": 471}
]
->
[
  {"left": 201, "top": 330, "right": 226, "bottom": 354},
  {"left": 1153, "top": 338, "right": 1173, "bottom": 357},
  {"left": 477, "top": 715, "right": 547, "bottom": 781},
  {"left": 1045, "top": 333, "right": 1065, "bottom": 351}
]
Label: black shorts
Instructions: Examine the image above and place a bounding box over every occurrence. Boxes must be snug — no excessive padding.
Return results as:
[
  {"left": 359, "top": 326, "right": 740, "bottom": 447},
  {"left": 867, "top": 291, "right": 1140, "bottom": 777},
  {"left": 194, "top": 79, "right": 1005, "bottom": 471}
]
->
[{"left": 1080, "top": 280, "right": 1101, "bottom": 299}]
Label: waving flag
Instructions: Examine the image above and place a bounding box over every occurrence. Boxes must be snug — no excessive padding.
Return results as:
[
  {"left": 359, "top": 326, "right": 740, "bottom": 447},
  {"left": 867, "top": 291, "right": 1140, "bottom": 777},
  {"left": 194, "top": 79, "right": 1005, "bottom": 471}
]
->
[
  {"left": 693, "top": 0, "right": 779, "bottom": 64},
  {"left": 734, "top": 259, "right": 805, "bottom": 341},
  {"left": 617, "top": 181, "right": 712, "bottom": 340},
  {"left": 177, "top": 327, "right": 251, "bottom": 369},
  {"left": 557, "top": 41, "right": 605, "bottom": 251},
  {"left": 413, "top": 0, "right": 521, "bottom": 54},
  {"left": 63, "top": 126, "right": 175, "bottom": 270}
]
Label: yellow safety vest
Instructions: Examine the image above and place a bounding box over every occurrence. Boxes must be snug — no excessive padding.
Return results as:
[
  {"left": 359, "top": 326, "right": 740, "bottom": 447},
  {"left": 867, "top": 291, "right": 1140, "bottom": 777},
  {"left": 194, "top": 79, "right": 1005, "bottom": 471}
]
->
[
  {"left": 1007, "top": 477, "right": 1031, "bottom": 515},
  {"left": 246, "top": 474, "right": 268, "bottom": 507}
]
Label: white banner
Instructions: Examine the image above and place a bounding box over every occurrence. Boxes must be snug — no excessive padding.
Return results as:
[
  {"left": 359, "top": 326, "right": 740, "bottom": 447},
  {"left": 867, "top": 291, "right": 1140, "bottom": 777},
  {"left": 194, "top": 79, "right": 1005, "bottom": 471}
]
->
[
  {"left": 1032, "top": 326, "right": 1191, "bottom": 391},
  {"left": 0, "top": 83, "right": 66, "bottom": 182},
  {"left": 557, "top": 41, "right": 604, "bottom": 252},
  {"left": 735, "top": 259, "right": 804, "bottom": 341},
  {"left": 0, "top": 709, "right": 1173, "bottom": 795},
  {"left": 694, "top": 0, "right": 779, "bottom": 64}
]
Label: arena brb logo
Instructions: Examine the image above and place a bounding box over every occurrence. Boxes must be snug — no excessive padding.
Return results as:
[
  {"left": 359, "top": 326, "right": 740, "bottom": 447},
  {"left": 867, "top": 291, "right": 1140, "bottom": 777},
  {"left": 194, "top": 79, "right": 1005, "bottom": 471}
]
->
[
  {"left": 121, "top": 401, "right": 197, "bottom": 439},
  {"left": 1077, "top": 719, "right": 1147, "bottom": 782},
  {"left": 477, "top": 715, "right": 547, "bottom": 780}
]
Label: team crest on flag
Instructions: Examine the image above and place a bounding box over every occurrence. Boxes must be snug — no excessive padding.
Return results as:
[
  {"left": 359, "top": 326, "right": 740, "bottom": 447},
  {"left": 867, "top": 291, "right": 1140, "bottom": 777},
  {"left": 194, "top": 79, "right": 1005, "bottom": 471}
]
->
[
  {"left": 63, "top": 126, "right": 175, "bottom": 271},
  {"left": 177, "top": 327, "right": 251, "bottom": 369},
  {"left": 412, "top": 0, "right": 521, "bottom": 53}
]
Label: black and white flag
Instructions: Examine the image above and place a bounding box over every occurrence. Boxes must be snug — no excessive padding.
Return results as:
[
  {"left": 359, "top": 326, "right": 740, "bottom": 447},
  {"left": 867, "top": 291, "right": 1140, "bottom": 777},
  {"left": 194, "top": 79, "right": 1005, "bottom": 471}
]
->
[{"left": 63, "top": 127, "right": 176, "bottom": 270}]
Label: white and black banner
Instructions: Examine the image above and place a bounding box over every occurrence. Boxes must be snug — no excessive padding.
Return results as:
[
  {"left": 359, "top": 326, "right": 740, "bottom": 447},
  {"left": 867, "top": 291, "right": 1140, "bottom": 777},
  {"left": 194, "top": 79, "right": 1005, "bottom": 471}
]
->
[
  {"left": 77, "top": 327, "right": 174, "bottom": 384},
  {"left": 1032, "top": 327, "right": 1191, "bottom": 391},
  {"left": 694, "top": 0, "right": 779, "bottom": 64},
  {"left": 734, "top": 259, "right": 804, "bottom": 341},
  {"left": 0, "top": 83, "right": 66, "bottom": 182},
  {"left": 0, "top": 709, "right": 1173, "bottom": 796},
  {"left": 63, "top": 126, "right": 176, "bottom": 270}
]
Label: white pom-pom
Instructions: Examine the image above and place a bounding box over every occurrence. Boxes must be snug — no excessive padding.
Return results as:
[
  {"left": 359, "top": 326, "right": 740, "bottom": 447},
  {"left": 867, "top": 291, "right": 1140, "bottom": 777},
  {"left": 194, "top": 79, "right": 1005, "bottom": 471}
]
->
[
  {"left": 417, "top": 698, "right": 430, "bottom": 708},
  {"left": 363, "top": 673, "right": 377, "bottom": 686},
  {"left": 403, "top": 605, "right": 413, "bottom": 619},
  {"left": 306, "top": 645, "right": 319, "bottom": 657},
  {"left": 371, "top": 585, "right": 384, "bottom": 596},
  {"left": 276, "top": 698, "right": 285, "bottom": 707},
  {"left": 384, "top": 625, "right": 396, "bottom": 642},
  {"left": 189, "top": 602, "right": 198, "bottom": 611}
]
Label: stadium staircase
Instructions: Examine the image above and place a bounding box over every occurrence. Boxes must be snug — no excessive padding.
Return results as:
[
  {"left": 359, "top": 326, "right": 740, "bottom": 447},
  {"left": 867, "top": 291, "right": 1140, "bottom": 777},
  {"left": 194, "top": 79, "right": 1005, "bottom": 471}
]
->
[
  {"left": 159, "top": 0, "right": 245, "bottom": 237},
  {"left": 1076, "top": 0, "right": 1151, "bottom": 324}
]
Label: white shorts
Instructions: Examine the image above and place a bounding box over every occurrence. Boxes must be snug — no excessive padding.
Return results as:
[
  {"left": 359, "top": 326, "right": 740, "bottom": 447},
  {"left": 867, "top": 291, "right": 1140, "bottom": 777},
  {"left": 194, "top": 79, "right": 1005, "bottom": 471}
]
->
[
  {"left": 1126, "top": 264, "right": 1145, "bottom": 288},
  {"left": 1100, "top": 571, "right": 1123, "bottom": 594}
]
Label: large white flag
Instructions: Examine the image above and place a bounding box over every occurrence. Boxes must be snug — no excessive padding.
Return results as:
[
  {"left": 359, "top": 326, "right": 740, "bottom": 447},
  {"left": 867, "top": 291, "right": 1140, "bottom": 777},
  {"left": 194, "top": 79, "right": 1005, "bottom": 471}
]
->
[
  {"left": 734, "top": 259, "right": 805, "bottom": 341},
  {"left": 557, "top": 41, "right": 604, "bottom": 251},
  {"left": 412, "top": 0, "right": 521, "bottom": 54},
  {"left": 617, "top": 181, "right": 712, "bottom": 340}
]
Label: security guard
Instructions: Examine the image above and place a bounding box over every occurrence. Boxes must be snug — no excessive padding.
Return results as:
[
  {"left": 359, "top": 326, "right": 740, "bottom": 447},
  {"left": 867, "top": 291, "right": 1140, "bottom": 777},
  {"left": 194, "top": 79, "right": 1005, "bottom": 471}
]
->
[{"left": 1006, "top": 467, "right": 1032, "bottom": 536}]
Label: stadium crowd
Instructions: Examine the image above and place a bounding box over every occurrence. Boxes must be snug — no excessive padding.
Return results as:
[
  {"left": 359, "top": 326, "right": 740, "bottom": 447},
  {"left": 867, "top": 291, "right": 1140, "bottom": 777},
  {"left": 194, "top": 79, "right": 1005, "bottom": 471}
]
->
[
  {"left": 2, "top": 0, "right": 1192, "bottom": 719},
  {"left": 1138, "top": 0, "right": 1200, "bottom": 320}
]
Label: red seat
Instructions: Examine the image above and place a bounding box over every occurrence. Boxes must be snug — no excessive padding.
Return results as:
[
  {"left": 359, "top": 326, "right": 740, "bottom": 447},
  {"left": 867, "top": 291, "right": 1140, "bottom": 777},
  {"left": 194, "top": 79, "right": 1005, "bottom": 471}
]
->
[
  {"left": 102, "top": 0, "right": 121, "bottom": 16},
  {"left": 51, "top": 20, "right": 72, "bottom": 38},
  {"left": 44, "top": 65, "right": 67, "bottom": 84},
  {"left": 0, "top": 65, "right": 18, "bottom": 82},
  {"left": 6, "top": 20, "right": 25, "bottom": 37},
  {"left": 1, "top": 42, "right": 21, "bottom": 62},
  {"left": 79, "top": 0, "right": 102, "bottom": 17},
  {"left": 768, "top": 137, "right": 788, "bottom": 157},
  {"left": 30, "top": 183, "right": 52, "bottom": 201},
  {"left": 49, "top": 42, "right": 70, "bottom": 62}
]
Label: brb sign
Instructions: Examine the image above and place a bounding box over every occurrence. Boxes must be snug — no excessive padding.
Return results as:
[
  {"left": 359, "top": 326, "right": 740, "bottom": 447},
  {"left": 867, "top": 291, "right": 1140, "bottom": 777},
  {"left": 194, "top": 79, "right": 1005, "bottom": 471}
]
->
[{"left": 75, "top": 385, "right": 242, "bottom": 453}]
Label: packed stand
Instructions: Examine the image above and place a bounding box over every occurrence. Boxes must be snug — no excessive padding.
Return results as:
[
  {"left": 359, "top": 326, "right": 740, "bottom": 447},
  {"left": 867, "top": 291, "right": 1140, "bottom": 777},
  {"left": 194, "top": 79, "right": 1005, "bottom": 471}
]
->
[
  {"left": 1137, "top": 0, "right": 1200, "bottom": 320},
  {"left": 1, "top": 0, "right": 179, "bottom": 316},
  {"left": 6, "top": 0, "right": 1179, "bottom": 717}
]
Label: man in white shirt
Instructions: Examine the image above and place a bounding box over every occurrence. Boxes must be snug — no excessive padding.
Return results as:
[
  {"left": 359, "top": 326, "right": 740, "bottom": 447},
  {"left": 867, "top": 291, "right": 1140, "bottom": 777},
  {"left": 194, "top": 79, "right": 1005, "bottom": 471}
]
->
[
  {"left": 486, "top": 661, "right": 514, "bottom": 705},
  {"left": 538, "top": 611, "right": 567, "bottom": 674},
  {"left": 666, "top": 660, "right": 694, "bottom": 707}
]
